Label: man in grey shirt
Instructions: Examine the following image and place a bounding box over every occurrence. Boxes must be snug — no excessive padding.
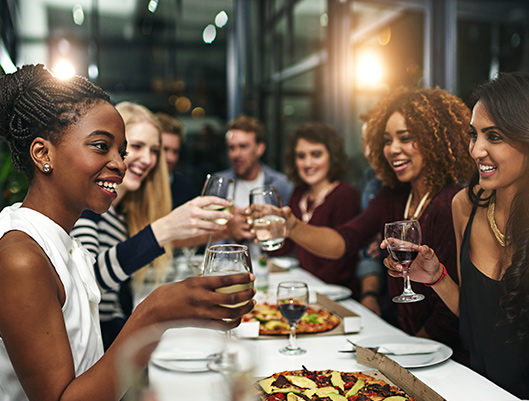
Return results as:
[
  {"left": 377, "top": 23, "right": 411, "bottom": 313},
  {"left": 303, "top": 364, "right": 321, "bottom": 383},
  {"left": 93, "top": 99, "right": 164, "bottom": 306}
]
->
[{"left": 215, "top": 115, "right": 293, "bottom": 241}]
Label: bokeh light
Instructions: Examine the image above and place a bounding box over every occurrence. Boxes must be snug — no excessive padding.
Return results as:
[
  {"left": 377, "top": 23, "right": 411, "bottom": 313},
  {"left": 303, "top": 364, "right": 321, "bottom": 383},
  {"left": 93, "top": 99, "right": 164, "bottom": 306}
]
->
[
  {"left": 175, "top": 97, "right": 192, "bottom": 113},
  {"left": 53, "top": 60, "right": 75, "bottom": 79},
  {"left": 378, "top": 27, "right": 391, "bottom": 46},
  {"left": 191, "top": 107, "right": 206, "bottom": 118},
  {"left": 203, "top": 24, "right": 216, "bottom": 44},
  {"left": 355, "top": 49, "right": 384, "bottom": 88},
  {"left": 72, "top": 4, "right": 84, "bottom": 26},
  {"left": 215, "top": 11, "right": 228, "bottom": 28}
]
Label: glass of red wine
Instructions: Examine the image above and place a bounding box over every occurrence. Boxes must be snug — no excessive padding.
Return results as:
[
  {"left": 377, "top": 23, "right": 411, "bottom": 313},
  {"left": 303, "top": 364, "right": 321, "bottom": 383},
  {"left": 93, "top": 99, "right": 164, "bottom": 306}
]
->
[
  {"left": 277, "top": 281, "right": 309, "bottom": 355},
  {"left": 384, "top": 219, "right": 425, "bottom": 303}
]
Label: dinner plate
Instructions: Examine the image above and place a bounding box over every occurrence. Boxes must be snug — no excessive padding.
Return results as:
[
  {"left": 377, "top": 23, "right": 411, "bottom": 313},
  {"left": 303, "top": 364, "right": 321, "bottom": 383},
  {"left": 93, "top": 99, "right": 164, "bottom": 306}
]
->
[
  {"left": 150, "top": 328, "right": 224, "bottom": 372},
  {"left": 311, "top": 285, "right": 353, "bottom": 301},
  {"left": 354, "top": 336, "right": 453, "bottom": 368}
]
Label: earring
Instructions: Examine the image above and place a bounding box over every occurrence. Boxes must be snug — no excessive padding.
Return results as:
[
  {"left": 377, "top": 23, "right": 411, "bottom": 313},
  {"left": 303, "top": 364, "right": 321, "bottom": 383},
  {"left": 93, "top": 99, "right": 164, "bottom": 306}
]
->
[{"left": 43, "top": 163, "right": 51, "bottom": 173}]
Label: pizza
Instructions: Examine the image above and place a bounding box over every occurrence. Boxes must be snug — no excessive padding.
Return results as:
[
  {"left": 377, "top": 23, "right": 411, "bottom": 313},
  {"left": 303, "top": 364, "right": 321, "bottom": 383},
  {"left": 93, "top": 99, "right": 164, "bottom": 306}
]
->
[
  {"left": 242, "top": 303, "right": 340, "bottom": 336},
  {"left": 255, "top": 367, "right": 416, "bottom": 401}
]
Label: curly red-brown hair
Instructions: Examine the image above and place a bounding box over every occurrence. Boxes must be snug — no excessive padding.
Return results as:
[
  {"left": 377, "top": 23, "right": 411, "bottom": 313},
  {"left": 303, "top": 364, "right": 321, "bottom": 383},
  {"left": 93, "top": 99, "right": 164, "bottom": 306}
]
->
[{"left": 364, "top": 86, "right": 476, "bottom": 195}]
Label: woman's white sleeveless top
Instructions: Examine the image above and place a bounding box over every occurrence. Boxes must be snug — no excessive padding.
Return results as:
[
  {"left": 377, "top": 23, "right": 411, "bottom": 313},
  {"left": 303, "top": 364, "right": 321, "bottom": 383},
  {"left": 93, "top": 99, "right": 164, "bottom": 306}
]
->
[{"left": 0, "top": 204, "right": 103, "bottom": 401}]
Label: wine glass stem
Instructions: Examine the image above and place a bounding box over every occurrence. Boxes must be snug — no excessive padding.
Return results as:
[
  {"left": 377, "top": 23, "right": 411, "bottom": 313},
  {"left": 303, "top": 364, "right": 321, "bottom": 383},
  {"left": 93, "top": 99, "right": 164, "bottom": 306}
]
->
[
  {"left": 288, "top": 324, "right": 298, "bottom": 350},
  {"left": 402, "top": 264, "right": 414, "bottom": 295}
]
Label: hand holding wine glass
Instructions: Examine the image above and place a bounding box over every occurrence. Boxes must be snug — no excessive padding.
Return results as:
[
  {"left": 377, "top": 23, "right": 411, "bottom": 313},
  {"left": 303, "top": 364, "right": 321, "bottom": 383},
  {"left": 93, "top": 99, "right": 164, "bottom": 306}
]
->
[
  {"left": 384, "top": 219, "right": 424, "bottom": 303},
  {"left": 277, "top": 281, "right": 309, "bottom": 355},
  {"left": 201, "top": 174, "right": 235, "bottom": 225},
  {"left": 203, "top": 244, "right": 254, "bottom": 371},
  {"left": 249, "top": 185, "right": 286, "bottom": 251}
]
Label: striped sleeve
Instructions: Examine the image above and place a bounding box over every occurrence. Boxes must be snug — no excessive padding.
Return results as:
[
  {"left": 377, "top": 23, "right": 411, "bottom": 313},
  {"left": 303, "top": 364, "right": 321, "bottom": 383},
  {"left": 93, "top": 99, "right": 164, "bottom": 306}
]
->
[{"left": 71, "top": 209, "right": 165, "bottom": 291}]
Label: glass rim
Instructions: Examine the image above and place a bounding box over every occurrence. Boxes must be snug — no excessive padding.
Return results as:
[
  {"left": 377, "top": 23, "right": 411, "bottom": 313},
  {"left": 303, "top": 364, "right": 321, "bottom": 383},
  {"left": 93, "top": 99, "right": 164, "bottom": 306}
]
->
[
  {"left": 249, "top": 185, "right": 277, "bottom": 194},
  {"left": 385, "top": 219, "right": 420, "bottom": 226},
  {"left": 206, "top": 244, "right": 249, "bottom": 254},
  {"left": 277, "top": 280, "right": 308, "bottom": 288}
]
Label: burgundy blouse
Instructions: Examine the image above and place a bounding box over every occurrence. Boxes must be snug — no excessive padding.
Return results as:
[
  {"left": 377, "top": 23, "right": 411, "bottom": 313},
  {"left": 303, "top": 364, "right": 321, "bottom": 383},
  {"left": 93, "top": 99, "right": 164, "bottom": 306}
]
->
[
  {"left": 276, "top": 181, "right": 361, "bottom": 295},
  {"left": 336, "top": 183, "right": 464, "bottom": 357}
]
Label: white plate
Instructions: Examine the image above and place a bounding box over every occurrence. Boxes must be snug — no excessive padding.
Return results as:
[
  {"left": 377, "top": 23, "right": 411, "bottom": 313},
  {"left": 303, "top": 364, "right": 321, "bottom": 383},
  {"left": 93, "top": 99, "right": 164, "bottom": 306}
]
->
[
  {"left": 269, "top": 256, "right": 299, "bottom": 269},
  {"left": 311, "top": 285, "right": 353, "bottom": 301},
  {"left": 355, "top": 336, "right": 453, "bottom": 368}
]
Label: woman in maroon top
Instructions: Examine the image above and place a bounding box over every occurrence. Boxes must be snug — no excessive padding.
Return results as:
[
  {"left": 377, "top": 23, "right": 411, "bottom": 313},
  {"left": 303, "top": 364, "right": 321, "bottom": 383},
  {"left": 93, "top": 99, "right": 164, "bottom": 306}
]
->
[
  {"left": 276, "top": 122, "right": 361, "bottom": 295},
  {"left": 283, "top": 87, "right": 475, "bottom": 361}
]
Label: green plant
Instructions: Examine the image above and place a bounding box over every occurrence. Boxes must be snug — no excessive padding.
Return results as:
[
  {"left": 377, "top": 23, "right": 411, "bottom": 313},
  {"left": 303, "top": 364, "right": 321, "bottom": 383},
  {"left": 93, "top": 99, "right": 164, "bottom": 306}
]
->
[{"left": 1, "top": 151, "right": 28, "bottom": 209}]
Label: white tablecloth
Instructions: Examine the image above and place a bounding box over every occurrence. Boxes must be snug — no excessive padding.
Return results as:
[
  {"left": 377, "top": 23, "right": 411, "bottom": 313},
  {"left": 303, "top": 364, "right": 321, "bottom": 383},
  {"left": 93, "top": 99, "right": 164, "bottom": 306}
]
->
[{"left": 244, "top": 267, "right": 520, "bottom": 401}]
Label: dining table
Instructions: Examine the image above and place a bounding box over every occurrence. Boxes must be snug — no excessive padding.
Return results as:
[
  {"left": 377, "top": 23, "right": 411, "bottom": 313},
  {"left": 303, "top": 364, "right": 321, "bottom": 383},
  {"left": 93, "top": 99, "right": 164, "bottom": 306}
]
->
[
  {"left": 241, "top": 262, "right": 521, "bottom": 401},
  {"left": 136, "top": 255, "right": 521, "bottom": 401}
]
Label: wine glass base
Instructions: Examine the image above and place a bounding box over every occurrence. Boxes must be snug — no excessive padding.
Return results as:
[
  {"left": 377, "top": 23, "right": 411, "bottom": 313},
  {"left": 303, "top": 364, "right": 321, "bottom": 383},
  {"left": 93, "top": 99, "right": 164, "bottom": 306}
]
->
[
  {"left": 279, "top": 346, "right": 306, "bottom": 356},
  {"left": 392, "top": 293, "right": 425, "bottom": 303}
]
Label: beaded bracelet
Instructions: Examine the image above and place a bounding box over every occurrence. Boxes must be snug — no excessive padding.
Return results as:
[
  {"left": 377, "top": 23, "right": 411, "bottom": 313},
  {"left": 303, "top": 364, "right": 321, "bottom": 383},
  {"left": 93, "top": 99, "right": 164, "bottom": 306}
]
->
[{"left": 424, "top": 263, "right": 447, "bottom": 287}]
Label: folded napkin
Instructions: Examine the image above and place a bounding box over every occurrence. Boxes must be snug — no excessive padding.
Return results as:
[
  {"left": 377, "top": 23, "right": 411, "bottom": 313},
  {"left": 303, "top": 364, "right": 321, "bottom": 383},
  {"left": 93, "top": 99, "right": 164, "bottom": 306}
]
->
[{"left": 375, "top": 343, "right": 441, "bottom": 355}]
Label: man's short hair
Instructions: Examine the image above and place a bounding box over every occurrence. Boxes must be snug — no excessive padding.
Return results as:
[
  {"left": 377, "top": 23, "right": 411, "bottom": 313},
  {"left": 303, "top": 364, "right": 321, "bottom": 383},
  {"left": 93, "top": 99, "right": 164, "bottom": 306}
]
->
[
  {"left": 156, "top": 112, "right": 185, "bottom": 141},
  {"left": 226, "top": 115, "right": 265, "bottom": 143}
]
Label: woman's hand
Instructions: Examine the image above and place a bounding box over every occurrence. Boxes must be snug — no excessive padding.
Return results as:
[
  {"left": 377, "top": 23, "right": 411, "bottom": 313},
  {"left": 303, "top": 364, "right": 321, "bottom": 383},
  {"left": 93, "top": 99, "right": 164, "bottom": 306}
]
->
[
  {"left": 145, "top": 273, "right": 256, "bottom": 331},
  {"left": 381, "top": 240, "right": 443, "bottom": 284},
  {"left": 152, "top": 196, "right": 233, "bottom": 245},
  {"left": 280, "top": 206, "right": 300, "bottom": 237}
]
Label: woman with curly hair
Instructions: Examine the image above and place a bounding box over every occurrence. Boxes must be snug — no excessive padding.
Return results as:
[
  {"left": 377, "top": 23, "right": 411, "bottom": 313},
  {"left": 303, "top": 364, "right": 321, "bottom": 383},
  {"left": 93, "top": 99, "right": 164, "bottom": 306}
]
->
[
  {"left": 275, "top": 122, "right": 361, "bottom": 294},
  {"left": 283, "top": 87, "right": 475, "bottom": 361},
  {"left": 385, "top": 73, "right": 529, "bottom": 398}
]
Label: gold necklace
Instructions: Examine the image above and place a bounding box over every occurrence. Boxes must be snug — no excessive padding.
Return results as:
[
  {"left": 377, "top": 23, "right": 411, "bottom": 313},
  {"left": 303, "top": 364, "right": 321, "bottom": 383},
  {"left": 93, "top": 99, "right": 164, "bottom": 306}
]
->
[
  {"left": 404, "top": 191, "right": 431, "bottom": 220},
  {"left": 299, "top": 182, "right": 338, "bottom": 223},
  {"left": 487, "top": 193, "right": 510, "bottom": 247}
]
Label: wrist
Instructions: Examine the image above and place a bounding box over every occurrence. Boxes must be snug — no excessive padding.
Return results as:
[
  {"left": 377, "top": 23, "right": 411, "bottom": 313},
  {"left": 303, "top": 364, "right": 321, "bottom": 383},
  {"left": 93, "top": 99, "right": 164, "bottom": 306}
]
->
[
  {"left": 360, "top": 291, "right": 379, "bottom": 301},
  {"left": 424, "top": 263, "right": 447, "bottom": 287}
]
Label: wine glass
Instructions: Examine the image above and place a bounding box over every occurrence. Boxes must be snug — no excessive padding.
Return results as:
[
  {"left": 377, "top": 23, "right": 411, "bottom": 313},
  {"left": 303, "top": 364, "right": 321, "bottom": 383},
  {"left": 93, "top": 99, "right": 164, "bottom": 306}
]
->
[
  {"left": 384, "top": 219, "right": 425, "bottom": 303},
  {"left": 249, "top": 185, "right": 286, "bottom": 251},
  {"left": 200, "top": 174, "right": 236, "bottom": 270},
  {"left": 277, "top": 281, "right": 309, "bottom": 355},
  {"left": 201, "top": 174, "right": 235, "bottom": 225},
  {"left": 203, "top": 244, "right": 253, "bottom": 371}
]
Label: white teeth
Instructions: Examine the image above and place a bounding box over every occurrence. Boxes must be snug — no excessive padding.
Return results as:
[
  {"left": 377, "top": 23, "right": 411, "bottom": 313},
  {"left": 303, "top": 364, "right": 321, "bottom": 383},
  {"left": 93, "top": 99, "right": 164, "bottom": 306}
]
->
[
  {"left": 97, "top": 181, "right": 118, "bottom": 193},
  {"left": 479, "top": 164, "right": 496, "bottom": 173},
  {"left": 393, "top": 160, "right": 407, "bottom": 167}
]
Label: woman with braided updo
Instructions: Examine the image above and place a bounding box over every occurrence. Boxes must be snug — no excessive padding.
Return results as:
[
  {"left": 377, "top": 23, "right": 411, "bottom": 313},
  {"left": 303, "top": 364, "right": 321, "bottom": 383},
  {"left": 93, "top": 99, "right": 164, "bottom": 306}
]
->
[
  {"left": 0, "top": 65, "right": 254, "bottom": 401},
  {"left": 282, "top": 87, "right": 475, "bottom": 362}
]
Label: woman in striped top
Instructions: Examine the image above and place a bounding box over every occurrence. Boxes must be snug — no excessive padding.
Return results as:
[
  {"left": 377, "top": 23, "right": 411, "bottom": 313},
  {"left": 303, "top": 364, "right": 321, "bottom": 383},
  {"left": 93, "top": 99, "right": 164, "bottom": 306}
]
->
[{"left": 71, "top": 101, "right": 231, "bottom": 349}]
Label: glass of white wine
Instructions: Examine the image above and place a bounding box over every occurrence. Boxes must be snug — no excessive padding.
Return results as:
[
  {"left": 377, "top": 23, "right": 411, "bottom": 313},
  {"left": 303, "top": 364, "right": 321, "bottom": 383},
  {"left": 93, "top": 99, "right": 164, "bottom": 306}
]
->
[
  {"left": 203, "top": 244, "right": 253, "bottom": 371},
  {"left": 249, "top": 185, "right": 286, "bottom": 251},
  {"left": 201, "top": 174, "right": 235, "bottom": 225}
]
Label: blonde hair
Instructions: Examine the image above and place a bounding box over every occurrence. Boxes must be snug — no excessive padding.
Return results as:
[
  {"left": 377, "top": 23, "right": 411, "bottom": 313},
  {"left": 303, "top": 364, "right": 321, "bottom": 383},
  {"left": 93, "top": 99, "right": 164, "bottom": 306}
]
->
[{"left": 115, "top": 101, "right": 173, "bottom": 287}]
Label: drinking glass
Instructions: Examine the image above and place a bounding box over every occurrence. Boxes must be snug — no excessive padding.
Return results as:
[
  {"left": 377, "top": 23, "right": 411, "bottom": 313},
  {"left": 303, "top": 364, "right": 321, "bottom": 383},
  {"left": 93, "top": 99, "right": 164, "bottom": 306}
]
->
[
  {"left": 277, "top": 281, "right": 309, "bottom": 355},
  {"left": 200, "top": 174, "right": 236, "bottom": 269},
  {"left": 201, "top": 174, "right": 235, "bottom": 225},
  {"left": 384, "top": 219, "right": 425, "bottom": 303},
  {"left": 249, "top": 185, "right": 286, "bottom": 251},
  {"left": 118, "top": 324, "right": 255, "bottom": 401},
  {"left": 203, "top": 244, "right": 253, "bottom": 371}
]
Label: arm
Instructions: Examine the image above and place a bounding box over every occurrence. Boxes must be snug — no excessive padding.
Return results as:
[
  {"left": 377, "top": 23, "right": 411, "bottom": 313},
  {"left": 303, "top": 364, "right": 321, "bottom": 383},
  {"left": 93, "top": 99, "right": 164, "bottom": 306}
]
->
[
  {"left": 383, "top": 189, "right": 468, "bottom": 317},
  {"left": 72, "top": 211, "right": 164, "bottom": 292},
  {"left": 285, "top": 208, "right": 346, "bottom": 259},
  {"left": 0, "top": 231, "right": 255, "bottom": 401},
  {"left": 151, "top": 196, "right": 233, "bottom": 246}
]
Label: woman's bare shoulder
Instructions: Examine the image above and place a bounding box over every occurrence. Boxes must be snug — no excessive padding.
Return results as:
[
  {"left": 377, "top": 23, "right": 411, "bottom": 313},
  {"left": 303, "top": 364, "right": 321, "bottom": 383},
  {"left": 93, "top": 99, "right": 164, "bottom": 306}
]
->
[{"left": 0, "top": 231, "right": 55, "bottom": 280}]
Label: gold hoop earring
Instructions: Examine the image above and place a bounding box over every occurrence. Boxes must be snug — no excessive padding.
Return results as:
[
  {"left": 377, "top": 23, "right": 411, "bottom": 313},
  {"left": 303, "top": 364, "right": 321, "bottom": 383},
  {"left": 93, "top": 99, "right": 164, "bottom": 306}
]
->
[{"left": 43, "top": 163, "right": 51, "bottom": 173}]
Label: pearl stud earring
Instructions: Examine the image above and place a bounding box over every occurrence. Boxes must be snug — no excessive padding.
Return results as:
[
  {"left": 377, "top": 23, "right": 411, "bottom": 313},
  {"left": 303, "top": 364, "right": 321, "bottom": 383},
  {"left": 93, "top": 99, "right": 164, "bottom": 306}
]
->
[{"left": 43, "top": 163, "right": 51, "bottom": 173}]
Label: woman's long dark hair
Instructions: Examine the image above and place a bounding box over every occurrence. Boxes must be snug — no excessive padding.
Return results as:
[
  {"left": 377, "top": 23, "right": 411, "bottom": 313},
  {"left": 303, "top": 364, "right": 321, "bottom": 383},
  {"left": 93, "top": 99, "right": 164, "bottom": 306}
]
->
[{"left": 469, "top": 71, "right": 529, "bottom": 343}]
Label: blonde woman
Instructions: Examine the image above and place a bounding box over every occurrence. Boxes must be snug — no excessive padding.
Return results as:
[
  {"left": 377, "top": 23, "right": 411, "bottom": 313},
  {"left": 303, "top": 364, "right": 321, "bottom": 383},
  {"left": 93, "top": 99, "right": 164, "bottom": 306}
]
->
[{"left": 71, "top": 102, "right": 231, "bottom": 348}]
